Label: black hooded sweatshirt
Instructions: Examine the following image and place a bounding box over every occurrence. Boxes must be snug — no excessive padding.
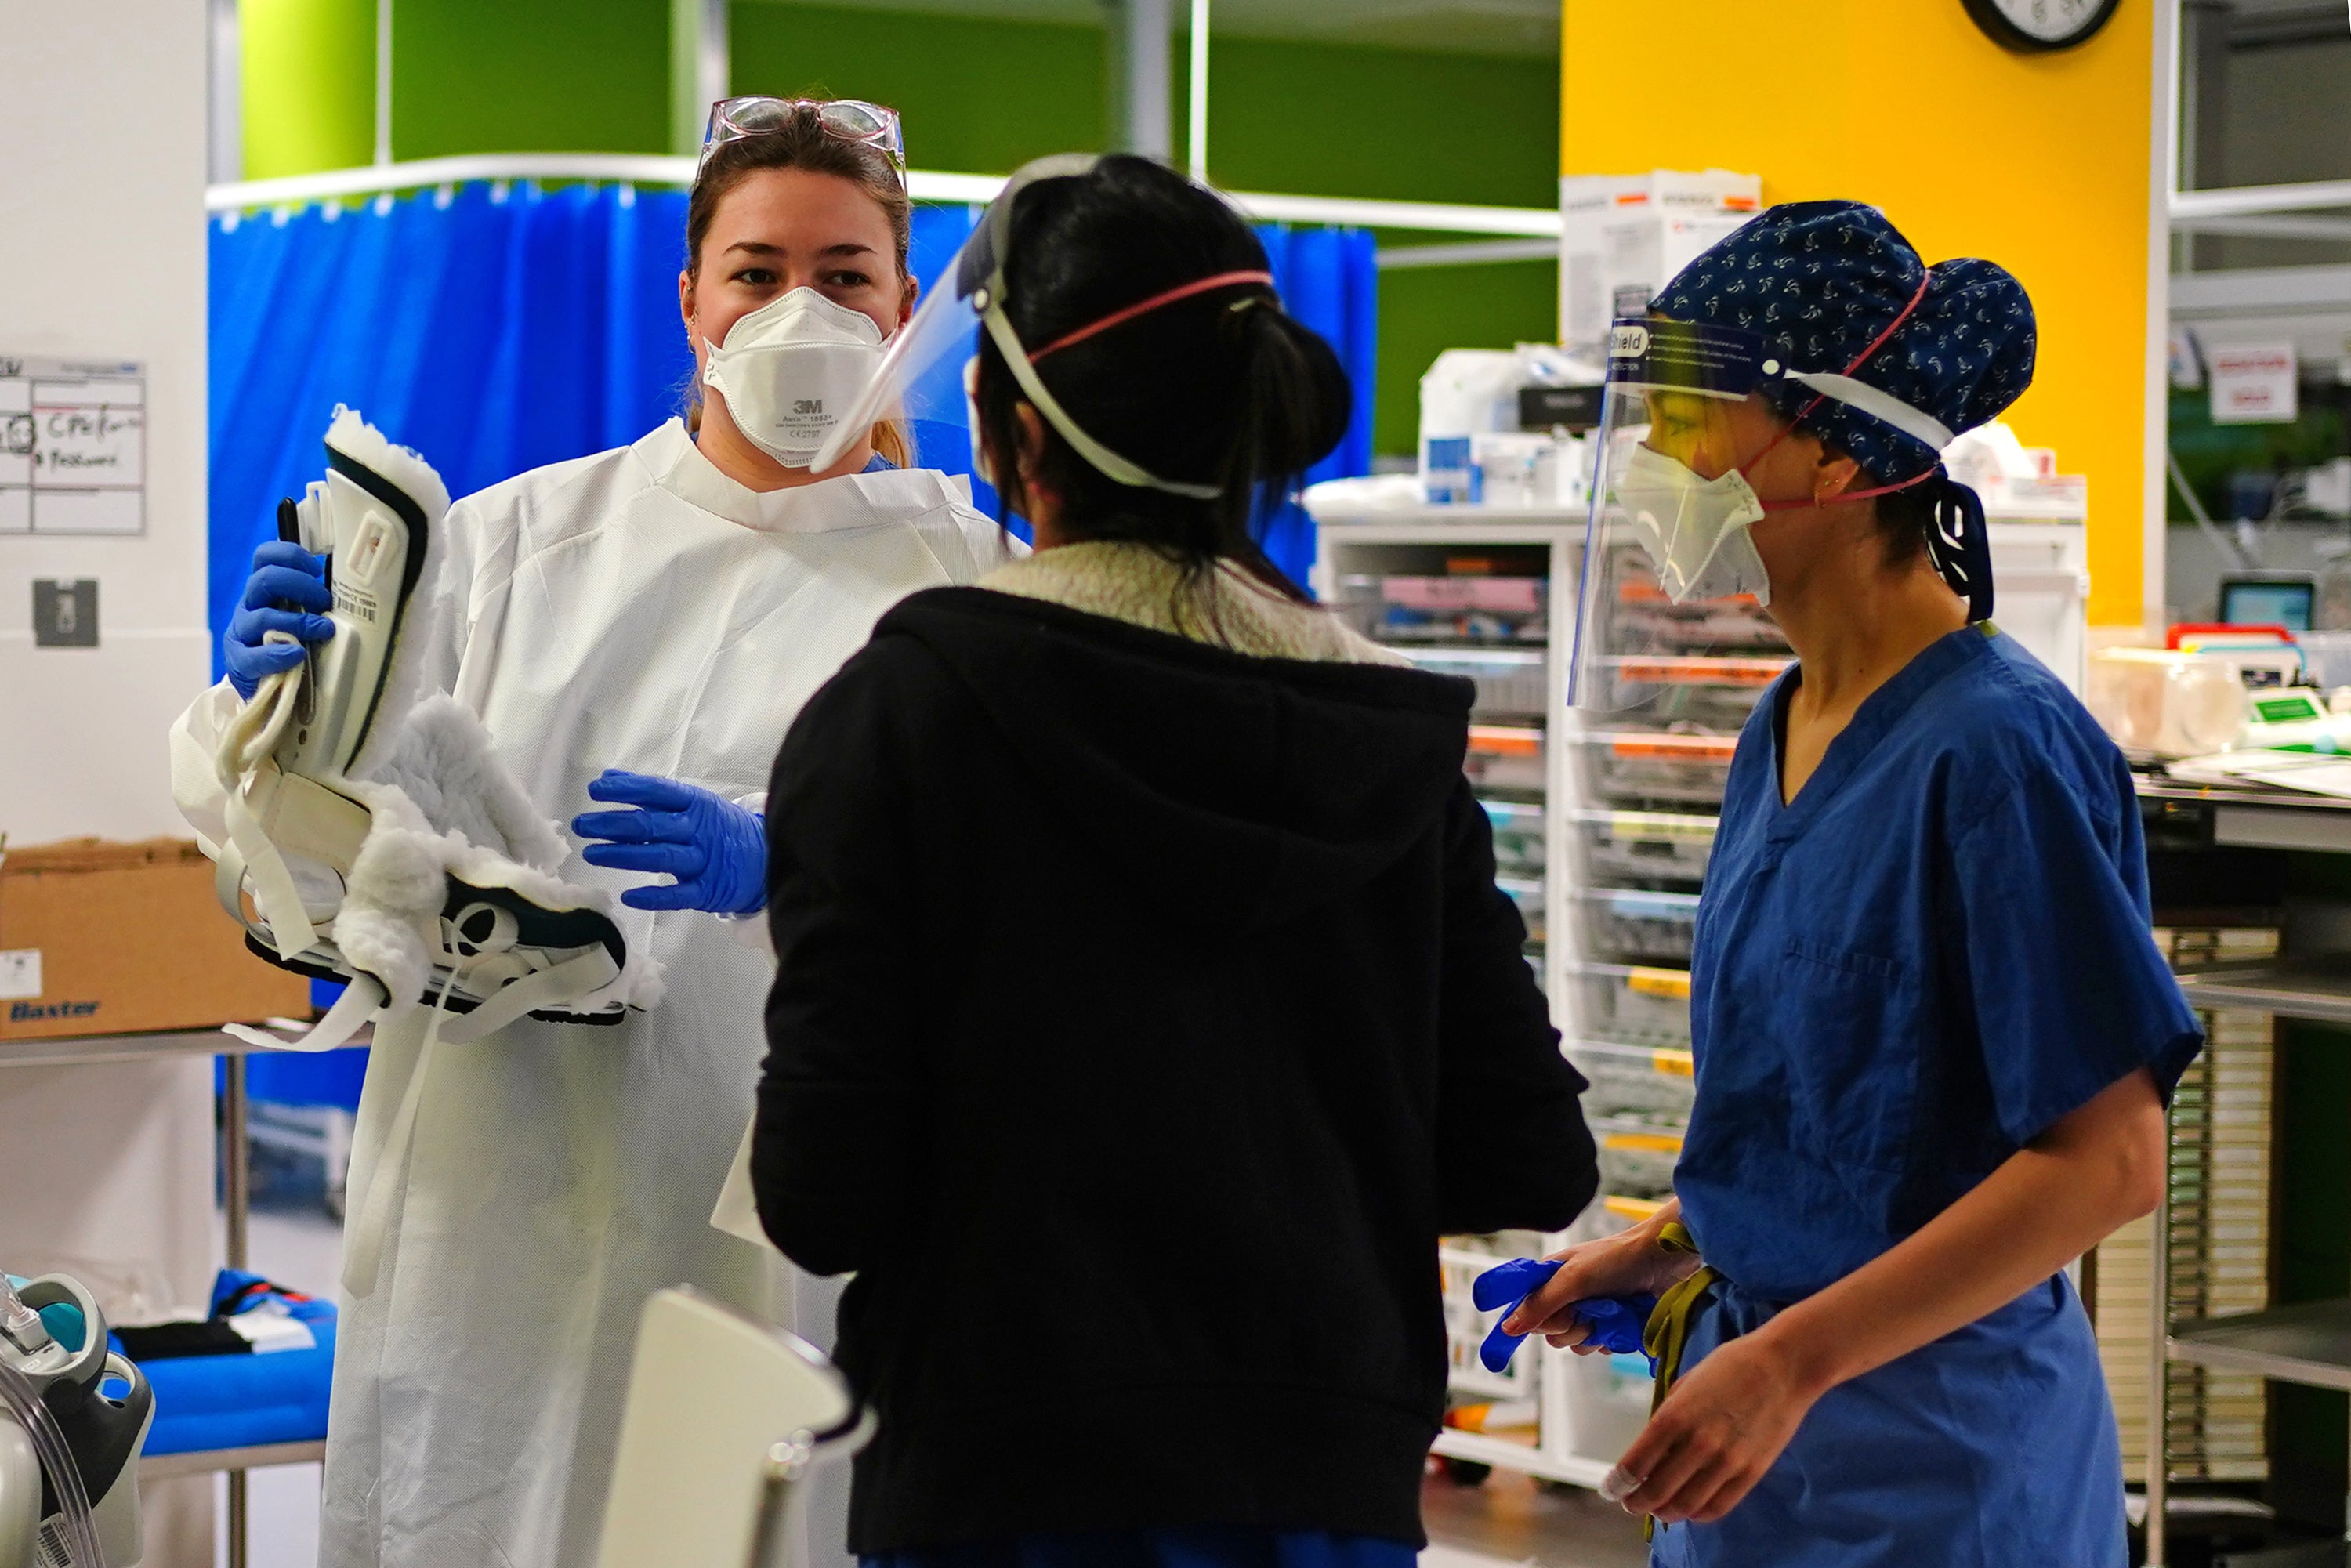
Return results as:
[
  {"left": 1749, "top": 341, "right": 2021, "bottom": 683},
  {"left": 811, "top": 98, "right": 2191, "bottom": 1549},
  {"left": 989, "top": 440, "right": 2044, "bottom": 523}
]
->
[{"left": 752, "top": 586, "right": 1597, "bottom": 1553}]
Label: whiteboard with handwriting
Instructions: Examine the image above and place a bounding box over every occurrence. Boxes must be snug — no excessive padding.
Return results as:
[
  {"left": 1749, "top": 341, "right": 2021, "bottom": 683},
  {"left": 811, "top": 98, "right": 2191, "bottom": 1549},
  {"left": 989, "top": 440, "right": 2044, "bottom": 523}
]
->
[{"left": 0, "top": 357, "right": 145, "bottom": 535}]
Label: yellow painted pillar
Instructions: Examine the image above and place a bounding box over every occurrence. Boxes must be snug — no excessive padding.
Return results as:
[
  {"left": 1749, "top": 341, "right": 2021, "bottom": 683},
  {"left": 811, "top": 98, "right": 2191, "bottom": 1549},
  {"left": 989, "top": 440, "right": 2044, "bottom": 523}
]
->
[{"left": 1563, "top": 1, "right": 2164, "bottom": 630}]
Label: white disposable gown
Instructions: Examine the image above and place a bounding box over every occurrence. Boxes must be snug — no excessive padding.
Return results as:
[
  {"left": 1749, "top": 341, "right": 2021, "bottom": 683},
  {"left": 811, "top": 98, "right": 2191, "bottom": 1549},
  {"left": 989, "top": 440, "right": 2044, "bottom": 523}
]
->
[{"left": 171, "top": 420, "right": 1009, "bottom": 1568}]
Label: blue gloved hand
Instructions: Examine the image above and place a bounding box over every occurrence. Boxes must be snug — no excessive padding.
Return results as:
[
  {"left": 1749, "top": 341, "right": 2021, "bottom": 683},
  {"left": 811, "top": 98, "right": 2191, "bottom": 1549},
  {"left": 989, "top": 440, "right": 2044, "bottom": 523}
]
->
[
  {"left": 1471, "top": 1257, "right": 1655, "bottom": 1373},
  {"left": 225, "top": 541, "right": 335, "bottom": 701},
  {"left": 572, "top": 769, "right": 767, "bottom": 915}
]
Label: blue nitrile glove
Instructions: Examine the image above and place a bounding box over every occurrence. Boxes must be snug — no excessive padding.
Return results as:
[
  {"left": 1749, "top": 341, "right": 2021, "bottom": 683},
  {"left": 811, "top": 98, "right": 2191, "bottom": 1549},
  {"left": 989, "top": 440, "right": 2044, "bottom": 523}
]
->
[
  {"left": 1471, "top": 1256, "right": 1656, "bottom": 1373},
  {"left": 573, "top": 769, "right": 767, "bottom": 915},
  {"left": 225, "top": 541, "right": 335, "bottom": 701}
]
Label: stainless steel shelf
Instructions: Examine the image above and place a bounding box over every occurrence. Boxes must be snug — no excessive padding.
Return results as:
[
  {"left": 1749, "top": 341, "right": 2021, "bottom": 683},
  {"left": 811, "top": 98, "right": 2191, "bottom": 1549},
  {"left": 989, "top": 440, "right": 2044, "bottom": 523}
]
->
[
  {"left": 2170, "top": 1299, "right": 2351, "bottom": 1392},
  {"left": 2138, "top": 776, "right": 2351, "bottom": 855},
  {"left": 2174, "top": 963, "right": 2351, "bottom": 1024}
]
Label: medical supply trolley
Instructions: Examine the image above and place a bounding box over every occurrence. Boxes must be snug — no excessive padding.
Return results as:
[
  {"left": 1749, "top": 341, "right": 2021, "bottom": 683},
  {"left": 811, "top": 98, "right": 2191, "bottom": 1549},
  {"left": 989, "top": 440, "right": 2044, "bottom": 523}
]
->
[{"left": 1306, "top": 480, "right": 2088, "bottom": 1494}]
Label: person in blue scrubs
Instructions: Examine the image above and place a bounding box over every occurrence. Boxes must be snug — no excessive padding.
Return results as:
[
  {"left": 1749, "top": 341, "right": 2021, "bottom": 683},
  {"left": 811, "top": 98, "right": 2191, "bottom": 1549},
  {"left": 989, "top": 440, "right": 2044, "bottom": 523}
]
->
[{"left": 1507, "top": 202, "right": 2204, "bottom": 1565}]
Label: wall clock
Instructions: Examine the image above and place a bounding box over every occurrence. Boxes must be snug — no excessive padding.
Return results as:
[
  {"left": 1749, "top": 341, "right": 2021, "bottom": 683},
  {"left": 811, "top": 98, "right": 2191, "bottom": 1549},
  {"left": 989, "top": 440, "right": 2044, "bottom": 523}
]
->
[{"left": 1962, "top": 0, "right": 2124, "bottom": 51}]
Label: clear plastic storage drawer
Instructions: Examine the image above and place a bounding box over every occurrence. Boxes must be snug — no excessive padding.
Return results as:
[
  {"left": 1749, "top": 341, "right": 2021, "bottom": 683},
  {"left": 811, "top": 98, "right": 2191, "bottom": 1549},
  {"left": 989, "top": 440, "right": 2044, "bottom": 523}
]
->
[
  {"left": 1480, "top": 798, "right": 1546, "bottom": 878},
  {"left": 1576, "top": 730, "right": 1737, "bottom": 806},
  {"left": 1573, "top": 888, "right": 1701, "bottom": 963},
  {"left": 1568, "top": 1041, "right": 1696, "bottom": 1126},
  {"left": 1404, "top": 648, "right": 1549, "bottom": 717},
  {"left": 1592, "top": 1121, "right": 1683, "bottom": 1201},
  {"left": 1337, "top": 573, "right": 1549, "bottom": 646},
  {"left": 1466, "top": 724, "right": 1546, "bottom": 794},
  {"left": 1566, "top": 962, "right": 1692, "bottom": 1049},
  {"left": 1569, "top": 809, "right": 1715, "bottom": 885},
  {"left": 1498, "top": 875, "right": 1546, "bottom": 944}
]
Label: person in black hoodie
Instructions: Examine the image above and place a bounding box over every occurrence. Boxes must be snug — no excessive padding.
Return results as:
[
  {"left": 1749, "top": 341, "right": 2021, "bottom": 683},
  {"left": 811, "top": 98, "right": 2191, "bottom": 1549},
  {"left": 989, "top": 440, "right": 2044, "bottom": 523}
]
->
[{"left": 751, "top": 153, "right": 1598, "bottom": 1568}]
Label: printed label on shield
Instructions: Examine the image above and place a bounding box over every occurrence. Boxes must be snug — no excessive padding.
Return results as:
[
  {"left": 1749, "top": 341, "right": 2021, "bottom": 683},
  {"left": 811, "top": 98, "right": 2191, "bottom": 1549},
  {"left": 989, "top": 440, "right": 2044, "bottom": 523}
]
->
[{"left": 1603, "top": 317, "right": 1763, "bottom": 396}]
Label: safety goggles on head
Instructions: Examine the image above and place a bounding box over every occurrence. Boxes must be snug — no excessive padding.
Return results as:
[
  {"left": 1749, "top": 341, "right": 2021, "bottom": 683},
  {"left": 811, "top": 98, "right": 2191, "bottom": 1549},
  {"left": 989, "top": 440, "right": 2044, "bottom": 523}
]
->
[
  {"left": 697, "top": 97, "right": 906, "bottom": 183},
  {"left": 804, "top": 152, "right": 1276, "bottom": 498},
  {"left": 1567, "top": 287, "right": 1993, "bottom": 723}
]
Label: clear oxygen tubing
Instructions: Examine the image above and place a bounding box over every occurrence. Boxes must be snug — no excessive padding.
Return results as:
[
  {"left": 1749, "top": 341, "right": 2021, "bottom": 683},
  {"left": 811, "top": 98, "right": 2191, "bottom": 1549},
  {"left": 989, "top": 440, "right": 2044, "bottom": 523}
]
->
[{"left": 0, "top": 1356, "right": 103, "bottom": 1568}]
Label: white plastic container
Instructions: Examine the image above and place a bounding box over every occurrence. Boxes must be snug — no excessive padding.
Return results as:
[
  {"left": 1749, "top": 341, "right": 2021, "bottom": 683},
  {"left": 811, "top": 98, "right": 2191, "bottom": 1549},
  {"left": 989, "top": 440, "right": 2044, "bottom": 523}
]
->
[
  {"left": 1472, "top": 432, "right": 1556, "bottom": 509},
  {"left": 2086, "top": 650, "right": 2251, "bottom": 757},
  {"left": 1418, "top": 349, "right": 1523, "bottom": 503}
]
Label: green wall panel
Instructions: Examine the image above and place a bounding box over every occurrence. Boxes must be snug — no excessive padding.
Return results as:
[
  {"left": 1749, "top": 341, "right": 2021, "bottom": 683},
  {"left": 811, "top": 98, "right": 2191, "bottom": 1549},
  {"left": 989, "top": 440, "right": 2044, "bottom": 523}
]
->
[
  {"left": 391, "top": 0, "right": 669, "bottom": 158},
  {"left": 1374, "top": 255, "right": 1553, "bottom": 461},
  {"left": 241, "top": 0, "right": 376, "bottom": 179},
  {"left": 730, "top": 3, "right": 1105, "bottom": 174},
  {"left": 1179, "top": 35, "right": 1556, "bottom": 208}
]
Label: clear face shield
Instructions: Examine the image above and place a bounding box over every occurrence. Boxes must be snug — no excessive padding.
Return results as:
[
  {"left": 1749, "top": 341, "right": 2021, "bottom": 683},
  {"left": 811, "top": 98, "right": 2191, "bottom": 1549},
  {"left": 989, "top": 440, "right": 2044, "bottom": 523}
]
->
[
  {"left": 1567, "top": 318, "right": 1793, "bottom": 755},
  {"left": 808, "top": 153, "right": 1244, "bottom": 501},
  {"left": 809, "top": 154, "right": 1096, "bottom": 480}
]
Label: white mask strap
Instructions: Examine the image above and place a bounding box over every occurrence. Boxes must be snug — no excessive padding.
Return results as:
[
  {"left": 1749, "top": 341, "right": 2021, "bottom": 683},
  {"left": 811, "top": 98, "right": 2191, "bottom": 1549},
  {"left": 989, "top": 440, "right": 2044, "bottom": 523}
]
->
[{"left": 1780, "top": 371, "right": 1954, "bottom": 453}]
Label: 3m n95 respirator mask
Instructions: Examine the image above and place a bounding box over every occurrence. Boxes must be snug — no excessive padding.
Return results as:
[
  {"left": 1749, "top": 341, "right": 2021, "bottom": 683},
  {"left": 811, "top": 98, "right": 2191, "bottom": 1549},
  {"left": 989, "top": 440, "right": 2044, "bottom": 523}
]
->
[{"left": 701, "top": 288, "right": 888, "bottom": 467}]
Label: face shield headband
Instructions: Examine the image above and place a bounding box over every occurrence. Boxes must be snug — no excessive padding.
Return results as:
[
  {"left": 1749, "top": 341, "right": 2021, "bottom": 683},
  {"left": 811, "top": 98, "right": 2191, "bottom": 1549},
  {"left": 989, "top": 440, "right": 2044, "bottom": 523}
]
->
[
  {"left": 965, "top": 164, "right": 1277, "bottom": 501},
  {"left": 1611, "top": 277, "right": 1995, "bottom": 622},
  {"left": 802, "top": 154, "right": 1284, "bottom": 495}
]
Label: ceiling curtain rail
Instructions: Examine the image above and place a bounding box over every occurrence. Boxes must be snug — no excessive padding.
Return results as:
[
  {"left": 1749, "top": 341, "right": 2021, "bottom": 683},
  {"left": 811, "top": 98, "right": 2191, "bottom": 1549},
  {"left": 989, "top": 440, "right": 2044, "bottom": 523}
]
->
[{"left": 203, "top": 154, "right": 1564, "bottom": 238}]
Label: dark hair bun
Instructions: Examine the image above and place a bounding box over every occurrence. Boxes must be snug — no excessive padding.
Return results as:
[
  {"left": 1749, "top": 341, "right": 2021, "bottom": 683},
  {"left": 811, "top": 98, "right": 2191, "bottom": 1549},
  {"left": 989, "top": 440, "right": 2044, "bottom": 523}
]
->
[
  {"left": 1234, "top": 300, "right": 1352, "bottom": 481},
  {"left": 1002, "top": 158, "right": 1353, "bottom": 489}
]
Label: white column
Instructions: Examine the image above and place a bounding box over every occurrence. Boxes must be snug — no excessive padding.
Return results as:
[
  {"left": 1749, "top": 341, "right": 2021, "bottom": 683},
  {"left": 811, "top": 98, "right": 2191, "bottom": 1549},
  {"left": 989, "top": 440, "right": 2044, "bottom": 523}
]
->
[
  {"left": 1104, "top": 0, "right": 1172, "bottom": 160},
  {"left": 672, "top": 0, "right": 731, "bottom": 159},
  {"left": 373, "top": 0, "right": 393, "bottom": 166},
  {"left": 207, "top": 0, "right": 240, "bottom": 185},
  {"left": 0, "top": 3, "right": 219, "bottom": 1559},
  {"left": 2145, "top": 0, "right": 2183, "bottom": 643},
  {"left": 1186, "top": 0, "right": 1209, "bottom": 181}
]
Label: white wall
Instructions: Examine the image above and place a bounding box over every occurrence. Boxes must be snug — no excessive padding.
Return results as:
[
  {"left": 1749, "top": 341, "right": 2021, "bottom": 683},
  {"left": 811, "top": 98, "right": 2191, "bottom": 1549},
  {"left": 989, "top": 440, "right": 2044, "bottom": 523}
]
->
[
  {"left": 0, "top": 6, "right": 220, "bottom": 1562},
  {"left": 0, "top": 0, "right": 213, "bottom": 844}
]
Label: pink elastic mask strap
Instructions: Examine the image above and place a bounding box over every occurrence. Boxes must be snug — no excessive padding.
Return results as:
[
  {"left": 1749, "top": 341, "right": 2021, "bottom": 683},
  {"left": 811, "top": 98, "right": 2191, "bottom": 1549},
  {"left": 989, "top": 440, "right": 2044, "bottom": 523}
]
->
[
  {"left": 1757, "top": 464, "right": 1937, "bottom": 513},
  {"left": 1028, "top": 270, "right": 1277, "bottom": 362}
]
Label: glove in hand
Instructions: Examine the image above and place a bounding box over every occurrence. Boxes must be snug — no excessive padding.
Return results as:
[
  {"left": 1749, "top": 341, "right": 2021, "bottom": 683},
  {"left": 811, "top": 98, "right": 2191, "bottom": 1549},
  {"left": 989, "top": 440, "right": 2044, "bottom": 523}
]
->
[
  {"left": 573, "top": 769, "right": 767, "bottom": 915},
  {"left": 225, "top": 541, "right": 335, "bottom": 701},
  {"left": 1472, "top": 1257, "right": 1656, "bottom": 1372}
]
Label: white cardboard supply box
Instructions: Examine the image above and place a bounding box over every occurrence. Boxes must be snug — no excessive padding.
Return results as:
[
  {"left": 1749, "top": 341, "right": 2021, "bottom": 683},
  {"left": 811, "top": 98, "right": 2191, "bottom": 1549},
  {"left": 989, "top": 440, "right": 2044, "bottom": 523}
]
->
[{"left": 1559, "top": 170, "right": 1762, "bottom": 348}]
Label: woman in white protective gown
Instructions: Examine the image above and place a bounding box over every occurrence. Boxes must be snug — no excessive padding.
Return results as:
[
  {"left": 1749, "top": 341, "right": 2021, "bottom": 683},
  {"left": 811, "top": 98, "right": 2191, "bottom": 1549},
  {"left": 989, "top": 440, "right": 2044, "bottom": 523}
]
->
[{"left": 171, "top": 100, "right": 1004, "bottom": 1568}]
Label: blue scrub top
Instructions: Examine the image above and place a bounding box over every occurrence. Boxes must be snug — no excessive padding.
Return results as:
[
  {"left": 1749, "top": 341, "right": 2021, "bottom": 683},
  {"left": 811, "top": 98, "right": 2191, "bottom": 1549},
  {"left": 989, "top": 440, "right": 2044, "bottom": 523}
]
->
[{"left": 1658, "top": 625, "right": 2203, "bottom": 1567}]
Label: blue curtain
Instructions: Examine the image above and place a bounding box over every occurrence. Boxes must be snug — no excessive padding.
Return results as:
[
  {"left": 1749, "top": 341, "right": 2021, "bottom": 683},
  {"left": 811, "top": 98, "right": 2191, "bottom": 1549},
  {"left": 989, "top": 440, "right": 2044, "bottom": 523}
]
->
[
  {"left": 209, "top": 181, "right": 1375, "bottom": 1096},
  {"left": 209, "top": 180, "right": 1376, "bottom": 670}
]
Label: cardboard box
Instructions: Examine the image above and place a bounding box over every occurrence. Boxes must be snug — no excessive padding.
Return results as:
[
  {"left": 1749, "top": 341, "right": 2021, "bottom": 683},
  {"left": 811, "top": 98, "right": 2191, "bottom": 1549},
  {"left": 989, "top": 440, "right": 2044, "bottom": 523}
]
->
[
  {"left": 0, "top": 838, "right": 310, "bottom": 1041},
  {"left": 1558, "top": 169, "right": 1762, "bottom": 349}
]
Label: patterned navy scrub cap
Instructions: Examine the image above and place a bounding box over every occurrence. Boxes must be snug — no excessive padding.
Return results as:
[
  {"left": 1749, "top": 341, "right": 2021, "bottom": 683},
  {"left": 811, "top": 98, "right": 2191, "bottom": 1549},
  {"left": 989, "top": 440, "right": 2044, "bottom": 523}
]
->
[{"left": 1650, "top": 200, "right": 2037, "bottom": 488}]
